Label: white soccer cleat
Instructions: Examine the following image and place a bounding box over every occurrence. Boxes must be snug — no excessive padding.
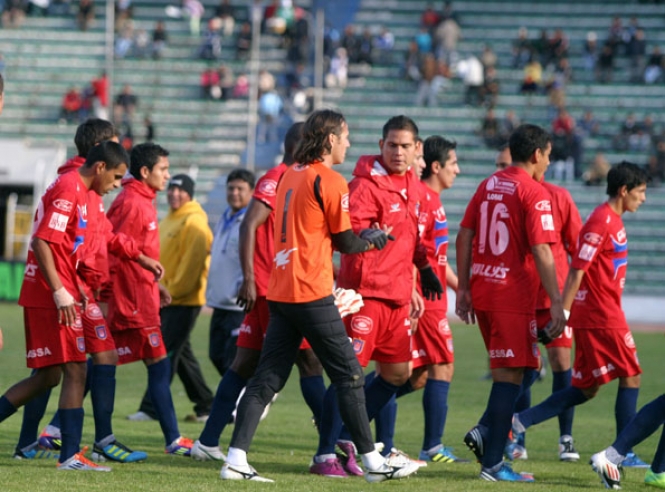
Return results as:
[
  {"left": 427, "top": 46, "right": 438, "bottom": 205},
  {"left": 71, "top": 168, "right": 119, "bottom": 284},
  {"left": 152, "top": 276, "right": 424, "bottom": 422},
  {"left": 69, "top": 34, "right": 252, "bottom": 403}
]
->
[
  {"left": 590, "top": 450, "right": 622, "bottom": 490},
  {"left": 191, "top": 440, "right": 226, "bottom": 461},
  {"left": 220, "top": 463, "right": 274, "bottom": 482},
  {"left": 126, "top": 411, "right": 155, "bottom": 422},
  {"left": 364, "top": 460, "right": 420, "bottom": 483},
  {"left": 58, "top": 448, "right": 112, "bottom": 472}
]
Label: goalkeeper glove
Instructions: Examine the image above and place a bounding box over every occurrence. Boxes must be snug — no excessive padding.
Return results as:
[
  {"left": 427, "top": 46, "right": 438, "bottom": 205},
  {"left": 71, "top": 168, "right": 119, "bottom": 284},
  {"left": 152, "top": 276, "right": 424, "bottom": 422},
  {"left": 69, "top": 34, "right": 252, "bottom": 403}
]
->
[
  {"left": 419, "top": 266, "right": 443, "bottom": 300},
  {"left": 359, "top": 228, "right": 392, "bottom": 250}
]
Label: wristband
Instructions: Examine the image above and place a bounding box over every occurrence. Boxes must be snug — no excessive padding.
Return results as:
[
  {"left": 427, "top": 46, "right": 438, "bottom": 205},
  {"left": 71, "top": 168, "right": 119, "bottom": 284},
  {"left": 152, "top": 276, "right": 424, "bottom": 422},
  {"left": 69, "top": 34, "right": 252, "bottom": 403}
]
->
[
  {"left": 563, "top": 309, "right": 570, "bottom": 321},
  {"left": 53, "top": 287, "right": 75, "bottom": 308}
]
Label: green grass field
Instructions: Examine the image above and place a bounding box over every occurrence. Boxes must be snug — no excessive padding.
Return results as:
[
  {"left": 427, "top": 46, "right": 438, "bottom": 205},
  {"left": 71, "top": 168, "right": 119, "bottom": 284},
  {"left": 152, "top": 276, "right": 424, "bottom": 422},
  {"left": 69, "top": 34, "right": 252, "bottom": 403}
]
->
[{"left": 0, "top": 301, "right": 662, "bottom": 491}]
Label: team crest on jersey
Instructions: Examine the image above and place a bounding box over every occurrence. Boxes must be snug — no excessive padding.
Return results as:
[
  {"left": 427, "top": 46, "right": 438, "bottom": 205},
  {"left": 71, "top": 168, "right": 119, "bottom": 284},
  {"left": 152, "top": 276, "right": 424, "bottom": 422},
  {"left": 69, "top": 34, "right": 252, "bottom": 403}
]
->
[
  {"left": 529, "top": 320, "right": 538, "bottom": 339},
  {"left": 541, "top": 214, "right": 554, "bottom": 231},
  {"left": 149, "top": 333, "right": 161, "bottom": 347},
  {"left": 535, "top": 200, "right": 552, "bottom": 211},
  {"left": 341, "top": 193, "right": 349, "bottom": 211},
  {"left": 584, "top": 232, "right": 603, "bottom": 245},
  {"left": 77, "top": 337, "right": 86, "bottom": 352},
  {"left": 390, "top": 203, "right": 401, "bottom": 213},
  {"left": 578, "top": 244, "right": 597, "bottom": 262},
  {"left": 95, "top": 325, "right": 108, "bottom": 340},
  {"left": 438, "top": 319, "right": 450, "bottom": 335},
  {"left": 48, "top": 212, "right": 69, "bottom": 232},
  {"left": 86, "top": 303, "right": 104, "bottom": 320},
  {"left": 352, "top": 338, "right": 365, "bottom": 355},
  {"left": 53, "top": 199, "right": 73, "bottom": 213},
  {"left": 71, "top": 316, "right": 83, "bottom": 331},
  {"left": 532, "top": 343, "right": 540, "bottom": 358},
  {"left": 624, "top": 333, "right": 636, "bottom": 349},
  {"left": 258, "top": 179, "right": 278, "bottom": 196},
  {"left": 351, "top": 316, "right": 373, "bottom": 335}
]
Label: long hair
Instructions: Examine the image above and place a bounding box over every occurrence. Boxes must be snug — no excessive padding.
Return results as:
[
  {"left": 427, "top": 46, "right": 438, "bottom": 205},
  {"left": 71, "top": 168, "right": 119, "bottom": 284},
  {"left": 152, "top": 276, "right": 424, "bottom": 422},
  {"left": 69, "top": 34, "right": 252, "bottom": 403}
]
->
[{"left": 293, "top": 109, "right": 345, "bottom": 164}]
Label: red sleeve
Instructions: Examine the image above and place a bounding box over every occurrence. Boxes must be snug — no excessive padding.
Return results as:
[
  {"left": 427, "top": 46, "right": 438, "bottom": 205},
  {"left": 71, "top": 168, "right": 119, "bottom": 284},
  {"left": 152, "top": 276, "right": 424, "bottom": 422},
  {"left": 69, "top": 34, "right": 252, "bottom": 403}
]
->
[
  {"left": 412, "top": 238, "right": 429, "bottom": 270},
  {"left": 559, "top": 190, "right": 583, "bottom": 257},
  {"left": 571, "top": 212, "right": 606, "bottom": 272},
  {"left": 33, "top": 188, "right": 77, "bottom": 245},
  {"left": 347, "top": 177, "right": 379, "bottom": 232},
  {"left": 524, "top": 185, "right": 556, "bottom": 247}
]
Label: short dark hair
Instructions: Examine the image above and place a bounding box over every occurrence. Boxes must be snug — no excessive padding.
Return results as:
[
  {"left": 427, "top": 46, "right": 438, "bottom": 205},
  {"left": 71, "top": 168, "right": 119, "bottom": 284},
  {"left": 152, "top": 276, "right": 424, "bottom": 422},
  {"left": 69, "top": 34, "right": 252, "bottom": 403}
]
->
[
  {"left": 283, "top": 122, "right": 304, "bottom": 165},
  {"left": 509, "top": 124, "right": 551, "bottom": 164},
  {"left": 422, "top": 135, "right": 456, "bottom": 180},
  {"left": 382, "top": 115, "right": 419, "bottom": 140},
  {"left": 83, "top": 140, "right": 129, "bottom": 170},
  {"left": 129, "top": 142, "right": 169, "bottom": 179},
  {"left": 74, "top": 118, "right": 116, "bottom": 157},
  {"left": 227, "top": 168, "right": 255, "bottom": 189},
  {"left": 606, "top": 161, "right": 649, "bottom": 197},
  {"left": 294, "top": 109, "right": 346, "bottom": 164}
]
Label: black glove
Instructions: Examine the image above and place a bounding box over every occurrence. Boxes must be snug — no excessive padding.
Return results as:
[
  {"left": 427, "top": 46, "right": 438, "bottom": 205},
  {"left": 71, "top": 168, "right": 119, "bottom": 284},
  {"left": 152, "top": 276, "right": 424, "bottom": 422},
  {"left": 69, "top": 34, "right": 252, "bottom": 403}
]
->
[
  {"left": 419, "top": 266, "right": 443, "bottom": 300},
  {"left": 537, "top": 322, "right": 554, "bottom": 345},
  {"left": 359, "top": 228, "right": 391, "bottom": 250}
]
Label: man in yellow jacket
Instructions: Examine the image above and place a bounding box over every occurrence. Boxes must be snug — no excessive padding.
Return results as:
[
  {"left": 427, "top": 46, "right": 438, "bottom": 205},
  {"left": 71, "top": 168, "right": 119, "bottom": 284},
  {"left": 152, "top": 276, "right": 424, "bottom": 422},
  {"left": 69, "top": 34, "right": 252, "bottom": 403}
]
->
[{"left": 129, "top": 174, "right": 215, "bottom": 423}]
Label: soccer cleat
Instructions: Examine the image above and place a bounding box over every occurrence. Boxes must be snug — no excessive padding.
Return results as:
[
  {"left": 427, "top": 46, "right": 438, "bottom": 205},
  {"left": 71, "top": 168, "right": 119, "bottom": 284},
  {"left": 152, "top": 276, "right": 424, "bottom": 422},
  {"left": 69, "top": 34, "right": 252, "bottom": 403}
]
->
[
  {"left": 57, "top": 447, "right": 112, "bottom": 472},
  {"left": 126, "top": 411, "right": 155, "bottom": 421},
  {"left": 165, "top": 436, "right": 193, "bottom": 456},
  {"left": 91, "top": 440, "right": 147, "bottom": 463},
  {"left": 309, "top": 457, "right": 348, "bottom": 478},
  {"left": 336, "top": 440, "right": 363, "bottom": 476},
  {"left": 385, "top": 447, "right": 427, "bottom": 468},
  {"left": 364, "top": 460, "right": 420, "bottom": 483},
  {"left": 220, "top": 463, "right": 274, "bottom": 482},
  {"left": 559, "top": 435, "right": 580, "bottom": 462},
  {"left": 480, "top": 462, "right": 535, "bottom": 482},
  {"left": 590, "top": 450, "right": 622, "bottom": 490},
  {"left": 622, "top": 452, "right": 650, "bottom": 468},
  {"left": 505, "top": 442, "right": 528, "bottom": 461},
  {"left": 464, "top": 426, "right": 485, "bottom": 463},
  {"left": 419, "top": 445, "right": 469, "bottom": 463},
  {"left": 191, "top": 440, "right": 226, "bottom": 461},
  {"left": 645, "top": 468, "right": 665, "bottom": 488},
  {"left": 13, "top": 445, "right": 58, "bottom": 460},
  {"left": 38, "top": 429, "right": 62, "bottom": 450}
]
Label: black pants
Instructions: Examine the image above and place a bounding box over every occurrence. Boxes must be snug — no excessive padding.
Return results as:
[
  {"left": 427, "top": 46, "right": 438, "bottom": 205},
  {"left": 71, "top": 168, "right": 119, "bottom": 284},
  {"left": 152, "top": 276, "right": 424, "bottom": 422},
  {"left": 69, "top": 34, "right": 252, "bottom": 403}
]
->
[
  {"left": 139, "top": 306, "right": 214, "bottom": 418},
  {"left": 230, "top": 296, "right": 374, "bottom": 454},
  {"left": 208, "top": 308, "right": 246, "bottom": 377}
]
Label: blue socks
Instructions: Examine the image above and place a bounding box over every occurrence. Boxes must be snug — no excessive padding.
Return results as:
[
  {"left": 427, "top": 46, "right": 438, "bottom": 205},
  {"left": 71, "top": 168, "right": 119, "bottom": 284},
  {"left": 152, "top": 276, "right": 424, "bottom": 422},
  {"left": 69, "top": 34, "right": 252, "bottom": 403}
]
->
[
  {"left": 147, "top": 358, "right": 179, "bottom": 445},
  {"left": 482, "top": 382, "right": 520, "bottom": 469},
  {"left": 50, "top": 357, "right": 93, "bottom": 430},
  {"left": 316, "top": 385, "right": 343, "bottom": 456},
  {"left": 616, "top": 387, "right": 639, "bottom": 439},
  {"left": 59, "top": 407, "right": 84, "bottom": 462},
  {"left": 375, "top": 395, "right": 397, "bottom": 454},
  {"left": 0, "top": 395, "right": 18, "bottom": 422},
  {"left": 613, "top": 394, "right": 664, "bottom": 457},
  {"left": 17, "top": 370, "right": 51, "bottom": 450},
  {"left": 199, "top": 369, "right": 247, "bottom": 447},
  {"left": 422, "top": 379, "right": 450, "bottom": 451},
  {"left": 91, "top": 364, "right": 116, "bottom": 443},
  {"left": 299, "top": 375, "right": 325, "bottom": 427},
  {"left": 552, "top": 369, "right": 574, "bottom": 437},
  {"left": 365, "top": 375, "right": 401, "bottom": 422},
  {"left": 519, "top": 386, "right": 588, "bottom": 429}
]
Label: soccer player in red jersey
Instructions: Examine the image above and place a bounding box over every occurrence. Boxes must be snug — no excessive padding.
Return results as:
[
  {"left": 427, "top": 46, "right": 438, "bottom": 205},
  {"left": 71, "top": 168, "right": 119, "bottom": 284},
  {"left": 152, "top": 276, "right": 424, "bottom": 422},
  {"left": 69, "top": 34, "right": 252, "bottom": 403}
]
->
[
  {"left": 0, "top": 141, "right": 129, "bottom": 471},
  {"left": 104, "top": 142, "right": 192, "bottom": 457},
  {"left": 192, "top": 122, "right": 326, "bottom": 461},
  {"left": 512, "top": 161, "right": 651, "bottom": 469},
  {"left": 457, "top": 124, "right": 565, "bottom": 482}
]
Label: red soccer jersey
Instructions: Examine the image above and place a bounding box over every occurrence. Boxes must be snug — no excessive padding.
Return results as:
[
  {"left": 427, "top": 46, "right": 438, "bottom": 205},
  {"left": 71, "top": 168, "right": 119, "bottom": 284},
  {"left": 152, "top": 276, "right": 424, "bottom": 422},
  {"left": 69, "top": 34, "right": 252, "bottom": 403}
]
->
[
  {"left": 460, "top": 166, "right": 556, "bottom": 314},
  {"left": 19, "top": 171, "right": 89, "bottom": 308},
  {"left": 417, "top": 182, "right": 449, "bottom": 312},
  {"left": 252, "top": 163, "right": 287, "bottom": 297},
  {"left": 535, "top": 181, "right": 583, "bottom": 309},
  {"left": 569, "top": 202, "right": 628, "bottom": 329}
]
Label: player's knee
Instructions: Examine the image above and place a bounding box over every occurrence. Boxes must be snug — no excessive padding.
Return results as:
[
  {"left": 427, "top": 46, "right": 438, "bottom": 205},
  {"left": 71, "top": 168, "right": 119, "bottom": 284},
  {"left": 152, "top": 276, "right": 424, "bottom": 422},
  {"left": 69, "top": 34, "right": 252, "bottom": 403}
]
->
[
  {"left": 35, "top": 367, "right": 62, "bottom": 389},
  {"left": 333, "top": 367, "right": 365, "bottom": 391},
  {"left": 230, "top": 348, "right": 260, "bottom": 379},
  {"left": 581, "top": 385, "right": 600, "bottom": 399}
]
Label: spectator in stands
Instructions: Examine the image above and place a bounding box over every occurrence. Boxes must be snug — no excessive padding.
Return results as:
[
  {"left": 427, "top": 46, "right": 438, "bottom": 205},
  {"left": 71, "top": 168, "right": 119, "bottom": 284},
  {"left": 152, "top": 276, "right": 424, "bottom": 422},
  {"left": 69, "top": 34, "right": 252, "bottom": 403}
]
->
[
  {"left": 481, "top": 65, "right": 499, "bottom": 107},
  {"left": 114, "top": 84, "right": 138, "bottom": 124},
  {"left": 115, "top": 26, "right": 134, "bottom": 58},
  {"left": 500, "top": 109, "right": 520, "bottom": 143},
  {"left": 374, "top": 26, "right": 395, "bottom": 64},
  {"left": 548, "top": 28, "right": 569, "bottom": 66},
  {"left": 434, "top": 14, "right": 460, "bottom": 65},
  {"left": 649, "top": 131, "right": 665, "bottom": 184},
  {"left": 326, "top": 47, "right": 348, "bottom": 88},
  {"left": 201, "top": 67, "right": 221, "bottom": 99},
  {"left": 577, "top": 109, "right": 600, "bottom": 139},
  {"left": 0, "top": 53, "right": 5, "bottom": 77},
  {"left": 257, "top": 90, "right": 283, "bottom": 144},
  {"left": 218, "top": 65, "right": 234, "bottom": 101},
  {"left": 480, "top": 107, "right": 502, "bottom": 148},
  {"left": 644, "top": 46, "right": 664, "bottom": 84},
  {"left": 596, "top": 43, "right": 614, "bottom": 83},
  {"left": 532, "top": 29, "right": 550, "bottom": 67},
  {"left": 458, "top": 53, "right": 484, "bottom": 106},
  {"left": 415, "top": 53, "right": 448, "bottom": 107},
  {"left": 235, "top": 21, "right": 252, "bottom": 60},
  {"left": 3, "top": 0, "right": 27, "bottom": 28},
  {"left": 404, "top": 40, "right": 423, "bottom": 81},
  {"left": 27, "top": 0, "right": 49, "bottom": 17},
  {"left": 214, "top": 0, "right": 235, "bottom": 38},
  {"left": 628, "top": 115, "right": 653, "bottom": 152},
  {"left": 512, "top": 27, "right": 531, "bottom": 69},
  {"left": 441, "top": 1, "right": 459, "bottom": 23},
  {"left": 628, "top": 29, "right": 647, "bottom": 83},
  {"left": 0, "top": 73, "right": 4, "bottom": 115},
  {"left": 420, "top": 2, "right": 440, "bottom": 35},
  {"left": 144, "top": 115, "right": 154, "bottom": 142},
  {"left": 551, "top": 106, "right": 582, "bottom": 178},
  {"left": 91, "top": 70, "right": 108, "bottom": 120},
  {"left": 546, "top": 57, "right": 572, "bottom": 116},
  {"left": 583, "top": 31, "right": 599, "bottom": 72},
  {"left": 199, "top": 18, "right": 222, "bottom": 60},
  {"left": 152, "top": 21, "right": 168, "bottom": 59},
  {"left": 233, "top": 73, "right": 249, "bottom": 98},
  {"left": 341, "top": 24, "right": 361, "bottom": 63},
  {"left": 59, "top": 86, "right": 83, "bottom": 124},
  {"left": 480, "top": 44, "right": 497, "bottom": 72},
  {"left": 358, "top": 27, "right": 374, "bottom": 65},
  {"left": 258, "top": 69, "right": 275, "bottom": 96},
  {"left": 415, "top": 25, "right": 433, "bottom": 55},
  {"left": 182, "top": 0, "right": 204, "bottom": 37},
  {"left": 133, "top": 29, "right": 150, "bottom": 58},
  {"left": 76, "top": 0, "right": 94, "bottom": 31},
  {"left": 606, "top": 16, "right": 623, "bottom": 56},
  {"left": 520, "top": 52, "right": 542, "bottom": 94},
  {"left": 582, "top": 152, "right": 611, "bottom": 186}
]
